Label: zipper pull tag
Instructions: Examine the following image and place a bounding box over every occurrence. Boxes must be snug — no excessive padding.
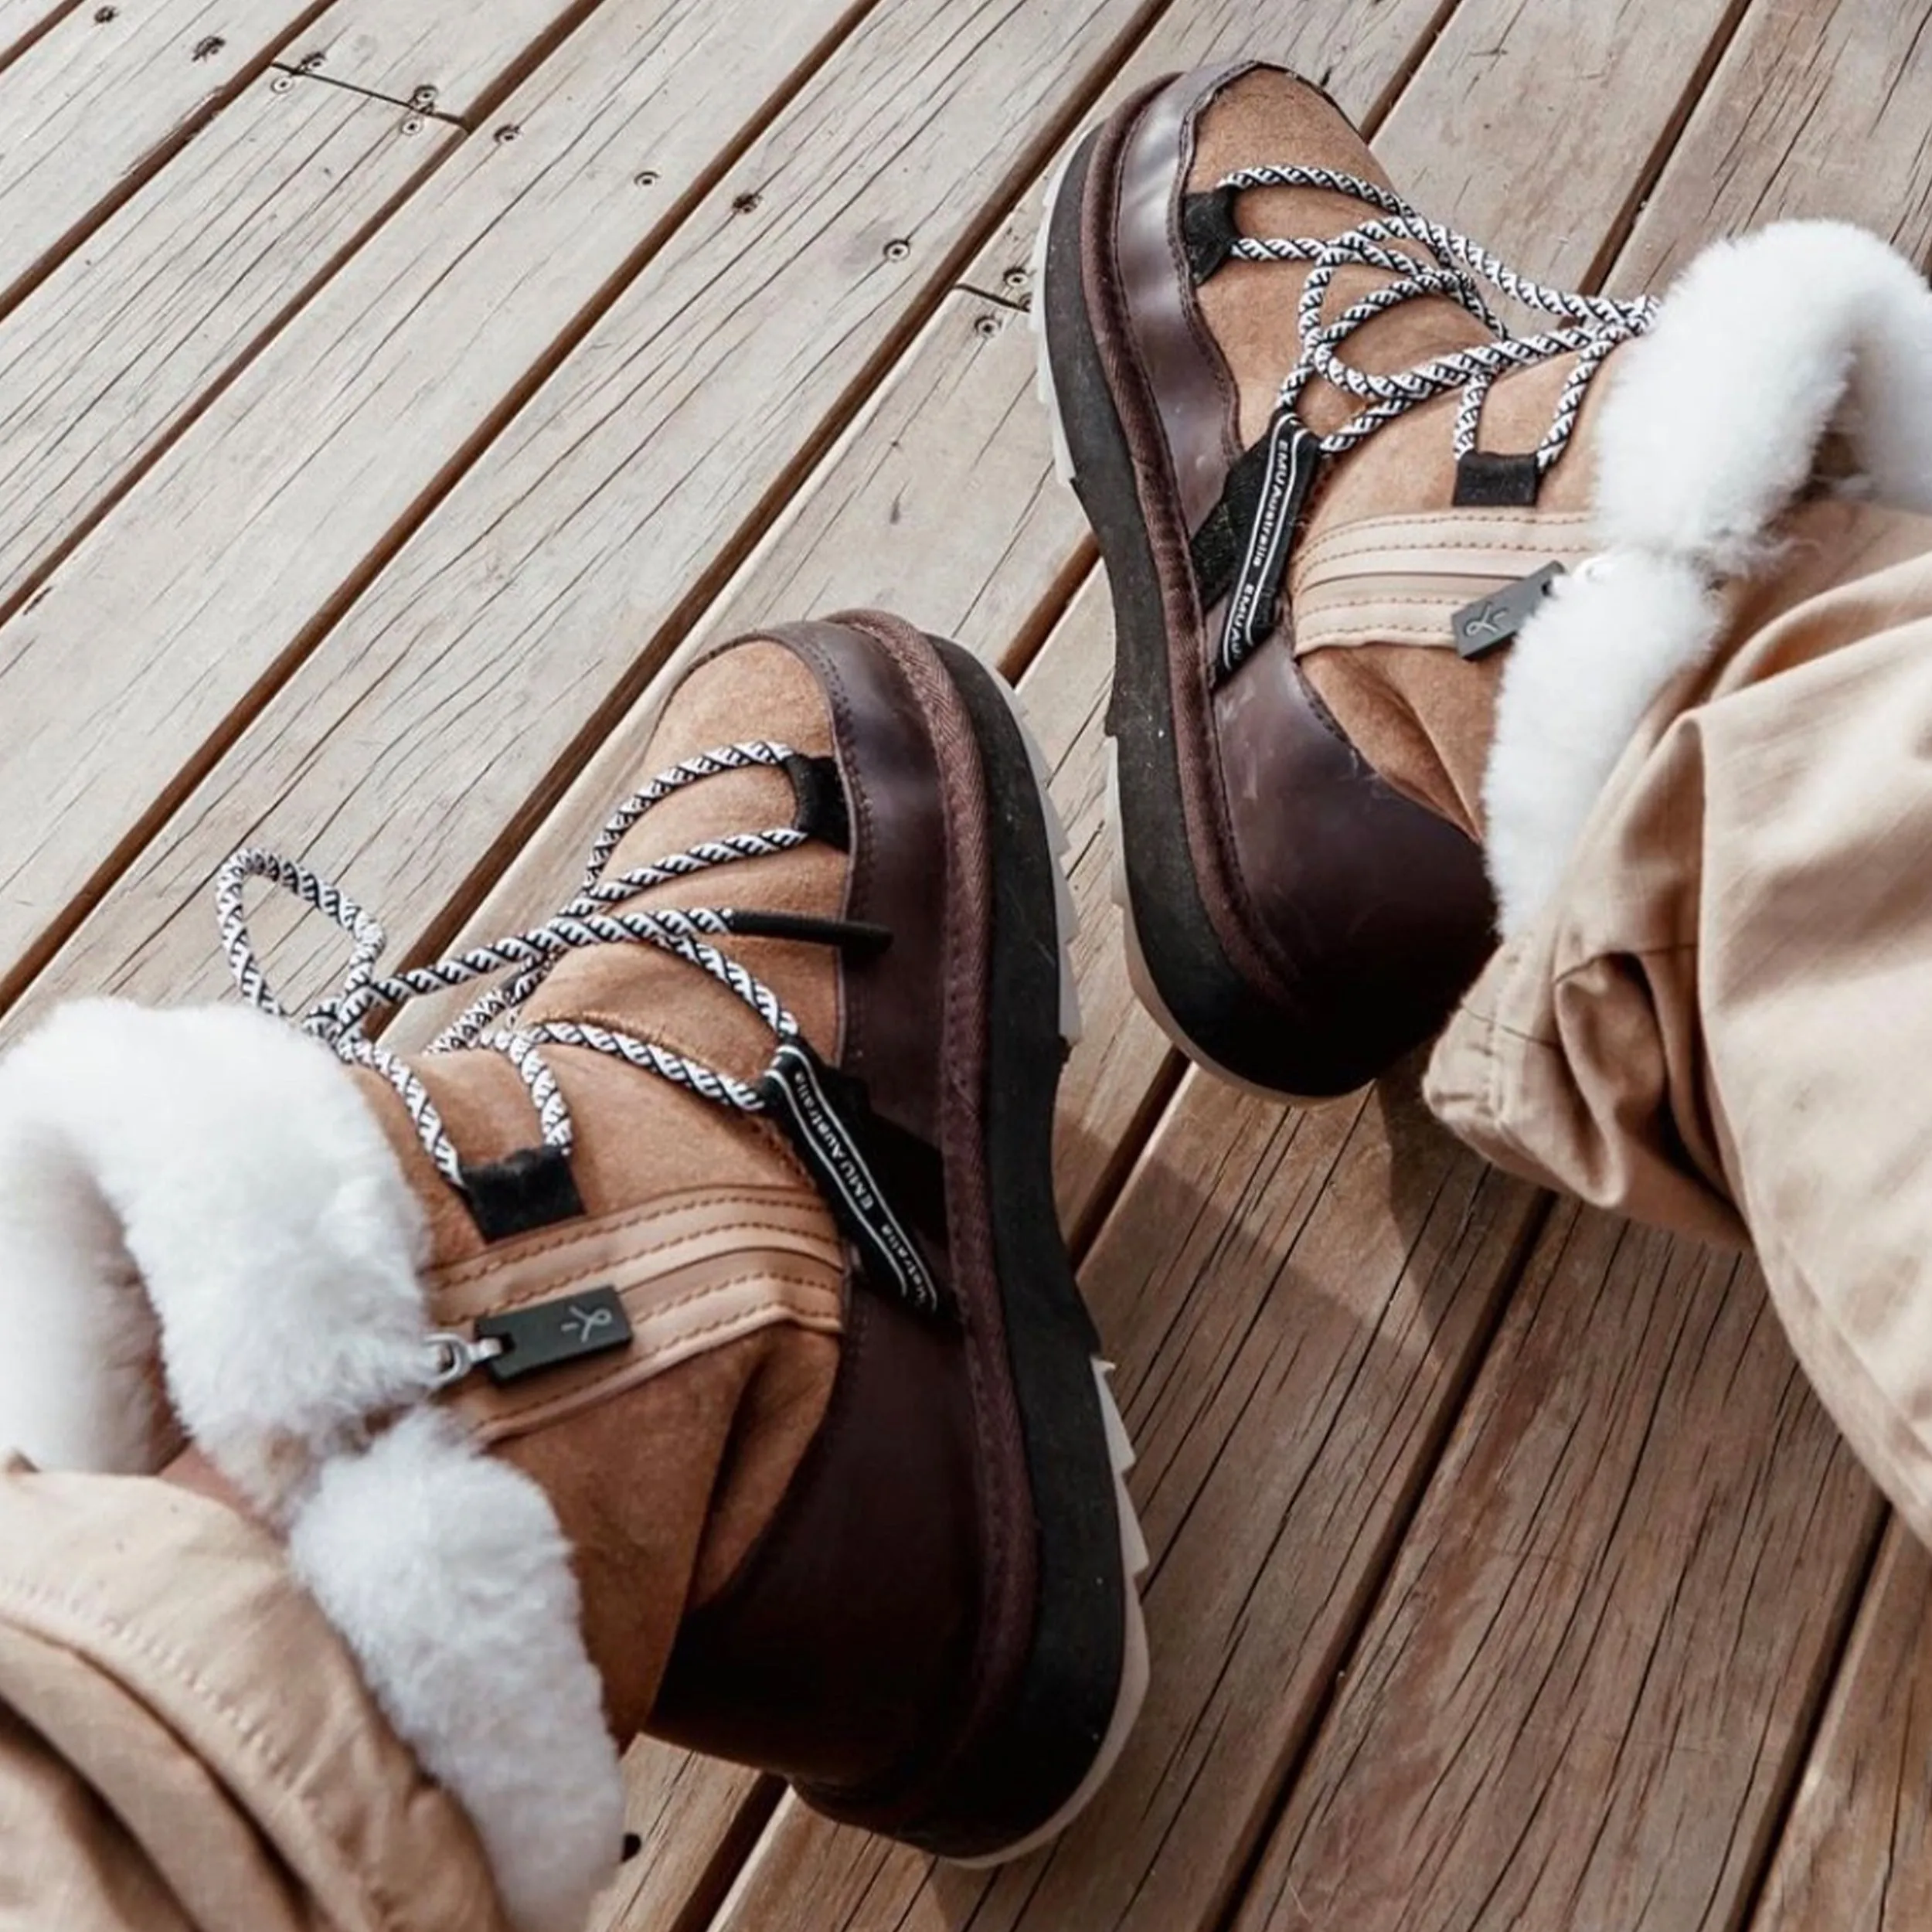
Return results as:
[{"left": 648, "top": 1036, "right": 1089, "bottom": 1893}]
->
[
  {"left": 1452, "top": 561, "right": 1566, "bottom": 659},
  {"left": 423, "top": 1285, "right": 634, "bottom": 1391}
]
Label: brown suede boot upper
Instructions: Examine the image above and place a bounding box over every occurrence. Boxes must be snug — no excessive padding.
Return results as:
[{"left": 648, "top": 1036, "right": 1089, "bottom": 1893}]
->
[
  {"left": 1182, "top": 66, "right": 1615, "bottom": 838},
  {"left": 338, "top": 638, "right": 851, "bottom": 1739},
  {"left": 1040, "top": 58, "right": 1659, "bottom": 1094}
]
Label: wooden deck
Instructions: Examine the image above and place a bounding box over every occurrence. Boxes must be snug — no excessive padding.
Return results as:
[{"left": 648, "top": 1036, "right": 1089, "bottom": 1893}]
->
[{"left": 4, "top": 0, "right": 1930, "bottom": 1925}]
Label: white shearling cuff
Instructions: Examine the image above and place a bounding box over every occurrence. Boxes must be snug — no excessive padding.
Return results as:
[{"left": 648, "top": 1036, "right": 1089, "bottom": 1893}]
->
[
  {"left": 1486, "top": 219, "right": 1932, "bottom": 933},
  {"left": 0, "top": 998, "right": 624, "bottom": 1932}
]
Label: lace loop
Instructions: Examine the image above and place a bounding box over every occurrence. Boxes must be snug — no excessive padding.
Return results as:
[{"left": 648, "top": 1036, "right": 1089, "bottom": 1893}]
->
[
  {"left": 1218, "top": 165, "right": 1657, "bottom": 464},
  {"left": 216, "top": 742, "right": 809, "bottom": 1192}
]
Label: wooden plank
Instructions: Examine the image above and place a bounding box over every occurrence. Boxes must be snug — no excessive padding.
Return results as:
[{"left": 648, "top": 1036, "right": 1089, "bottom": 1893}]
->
[
  {"left": 1019, "top": 576, "right": 1179, "bottom": 1240},
  {"left": 0, "top": 0, "right": 73, "bottom": 70},
  {"left": 1613, "top": 0, "right": 1932, "bottom": 291},
  {"left": 0, "top": 77, "right": 455, "bottom": 614},
  {"left": 587, "top": 1750, "right": 773, "bottom": 1932},
  {"left": 712, "top": 1070, "right": 1539, "bottom": 1932},
  {"left": 274, "top": 0, "right": 594, "bottom": 120},
  {"left": 0, "top": 0, "right": 1156, "bottom": 1020},
  {"left": 1750, "top": 1522, "right": 1931, "bottom": 1932},
  {"left": 1237, "top": 1212, "right": 1881, "bottom": 1932},
  {"left": 0, "top": 0, "right": 328, "bottom": 309},
  {"left": 1232, "top": 9, "right": 1932, "bottom": 1927},
  {"left": 1368, "top": 0, "right": 1754, "bottom": 291},
  {"left": 0, "top": 0, "right": 881, "bottom": 1009},
  {"left": 0, "top": 0, "right": 672, "bottom": 617}
]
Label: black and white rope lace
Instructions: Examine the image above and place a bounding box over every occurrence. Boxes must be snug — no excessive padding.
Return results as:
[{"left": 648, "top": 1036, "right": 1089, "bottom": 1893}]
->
[
  {"left": 215, "top": 741, "right": 808, "bottom": 1193},
  {"left": 1219, "top": 165, "right": 1658, "bottom": 465}
]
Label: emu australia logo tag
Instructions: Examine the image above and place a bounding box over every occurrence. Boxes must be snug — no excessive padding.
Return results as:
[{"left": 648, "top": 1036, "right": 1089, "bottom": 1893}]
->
[
  {"left": 759, "top": 1041, "right": 945, "bottom": 1320},
  {"left": 1453, "top": 562, "right": 1566, "bottom": 659},
  {"left": 474, "top": 1286, "right": 632, "bottom": 1384},
  {"left": 1220, "top": 417, "right": 1321, "bottom": 669}
]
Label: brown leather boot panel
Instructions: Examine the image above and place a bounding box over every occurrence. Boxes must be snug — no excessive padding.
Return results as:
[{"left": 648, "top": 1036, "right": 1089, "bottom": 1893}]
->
[
  {"left": 501, "top": 1319, "right": 838, "bottom": 1742},
  {"left": 647, "top": 1284, "right": 981, "bottom": 1800}
]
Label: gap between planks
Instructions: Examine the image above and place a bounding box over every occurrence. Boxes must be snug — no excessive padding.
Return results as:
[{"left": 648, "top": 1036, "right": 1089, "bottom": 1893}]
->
[
  {"left": 0, "top": 0, "right": 1182, "bottom": 1025},
  {"left": 0, "top": 0, "right": 342, "bottom": 324}
]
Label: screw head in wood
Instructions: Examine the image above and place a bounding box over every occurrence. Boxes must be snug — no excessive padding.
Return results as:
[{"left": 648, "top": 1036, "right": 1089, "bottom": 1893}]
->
[
  {"left": 883, "top": 237, "right": 911, "bottom": 261},
  {"left": 974, "top": 313, "right": 1002, "bottom": 338},
  {"left": 494, "top": 124, "right": 520, "bottom": 144}
]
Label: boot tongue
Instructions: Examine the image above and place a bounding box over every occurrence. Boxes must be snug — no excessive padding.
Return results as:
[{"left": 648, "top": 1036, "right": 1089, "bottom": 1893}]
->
[
  {"left": 1188, "top": 69, "right": 1496, "bottom": 447},
  {"left": 518, "top": 638, "right": 848, "bottom": 1092}
]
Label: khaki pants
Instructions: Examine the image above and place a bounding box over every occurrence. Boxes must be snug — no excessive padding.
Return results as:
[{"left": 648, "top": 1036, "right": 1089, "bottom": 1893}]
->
[
  {"left": 1430, "top": 498, "right": 1932, "bottom": 1544},
  {"left": 0, "top": 1462, "right": 505, "bottom": 1932}
]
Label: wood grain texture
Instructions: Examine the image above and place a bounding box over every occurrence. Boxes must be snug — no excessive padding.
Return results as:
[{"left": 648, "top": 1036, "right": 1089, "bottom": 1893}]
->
[
  {"left": 1372, "top": 0, "right": 1752, "bottom": 290},
  {"left": 1751, "top": 1522, "right": 1932, "bottom": 1932},
  {"left": 1238, "top": 1211, "right": 1882, "bottom": 1932},
  {"left": 0, "top": 0, "right": 326, "bottom": 308},
  {"left": 0, "top": 0, "right": 876, "bottom": 1009},
  {"left": 0, "top": 0, "right": 73, "bottom": 69},
  {"left": 585, "top": 1750, "right": 772, "bottom": 1932},
  {"left": 709, "top": 1072, "right": 1539, "bottom": 1932},
  {"left": 651, "top": 0, "right": 1776, "bottom": 1923},
  {"left": 2, "top": 0, "right": 1155, "bottom": 1020},
  {"left": 1613, "top": 0, "right": 1932, "bottom": 290},
  {"left": 274, "top": 0, "right": 595, "bottom": 119},
  {"left": 0, "top": 77, "right": 452, "bottom": 614}
]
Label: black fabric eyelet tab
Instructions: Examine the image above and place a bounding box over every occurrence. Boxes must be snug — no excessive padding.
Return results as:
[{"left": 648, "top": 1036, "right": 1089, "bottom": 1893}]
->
[
  {"left": 457, "top": 1145, "right": 587, "bottom": 1242},
  {"left": 781, "top": 752, "right": 850, "bottom": 850},
  {"left": 1452, "top": 450, "right": 1543, "bottom": 507},
  {"left": 1180, "top": 185, "right": 1242, "bottom": 284},
  {"left": 1452, "top": 561, "right": 1566, "bottom": 659},
  {"left": 1189, "top": 408, "right": 1322, "bottom": 639},
  {"left": 757, "top": 1039, "right": 951, "bottom": 1322},
  {"left": 718, "top": 908, "right": 892, "bottom": 956},
  {"left": 1214, "top": 413, "right": 1322, "bottom": 675}
]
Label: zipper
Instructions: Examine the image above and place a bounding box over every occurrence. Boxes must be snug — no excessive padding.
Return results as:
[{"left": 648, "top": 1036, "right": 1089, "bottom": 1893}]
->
[{"left": 1287, "top": 514, "right": 1597, "bottom": 651}]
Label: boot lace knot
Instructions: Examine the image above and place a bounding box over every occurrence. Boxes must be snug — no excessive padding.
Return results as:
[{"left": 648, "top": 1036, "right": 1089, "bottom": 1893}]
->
[
  {"left": 215, "top": 740, "right": 818, "bottom": 1196},
  {"left": 1206, "top": 166, "right": 1658, "bottom": 673}
]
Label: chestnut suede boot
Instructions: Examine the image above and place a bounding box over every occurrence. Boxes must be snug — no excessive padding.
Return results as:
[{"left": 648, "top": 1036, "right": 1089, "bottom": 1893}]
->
[
  {"left": 1040, "top": 62, "right": 1932, "bottom": 1104},
  {"left": 1036, "top": 61, "right": 1658, "bottom": 1097},
  {"left": 0, "top": 615, "right": 1147, "bottom": 1930}
]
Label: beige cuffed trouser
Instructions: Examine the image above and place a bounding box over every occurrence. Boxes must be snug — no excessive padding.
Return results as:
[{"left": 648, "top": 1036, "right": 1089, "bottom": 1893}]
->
[
  {"left": 0, "top": 1461, "right": 506, "bottom": 1932},
  {"left": 1429, "top": 498, "right": 1932, "bottom": 1543}
]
